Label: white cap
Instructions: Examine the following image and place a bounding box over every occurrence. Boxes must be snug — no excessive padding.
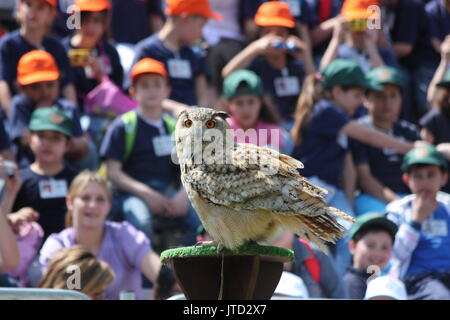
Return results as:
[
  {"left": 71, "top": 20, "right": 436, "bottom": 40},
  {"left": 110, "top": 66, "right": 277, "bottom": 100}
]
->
[
  {"left": 272, "top": 271, "right": 309, "bottom": 299},
  {"left": 364, "top": 276, "right": 407, "bottom": 300}
]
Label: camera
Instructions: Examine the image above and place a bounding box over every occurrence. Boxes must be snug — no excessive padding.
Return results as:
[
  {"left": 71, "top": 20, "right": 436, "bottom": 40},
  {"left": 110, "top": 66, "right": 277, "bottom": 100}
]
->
[
  {"left": 3, "top": 160, "right": 16, "bottom": 177},
  {"left": 68, "top": 49, "right": 92, "bottom": 67},
  {"left": 272, "top": 40, "right": 299, "bottom": 52}
]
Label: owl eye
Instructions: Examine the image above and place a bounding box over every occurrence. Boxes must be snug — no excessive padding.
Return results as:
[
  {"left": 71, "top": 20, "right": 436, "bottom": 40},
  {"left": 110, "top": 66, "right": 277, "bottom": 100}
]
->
[
  {"left": 205, "top": 120, "right": 216, "bottom": 128},
  {"left": 184, "top": 119, "right": 193, "bottom": 128}
]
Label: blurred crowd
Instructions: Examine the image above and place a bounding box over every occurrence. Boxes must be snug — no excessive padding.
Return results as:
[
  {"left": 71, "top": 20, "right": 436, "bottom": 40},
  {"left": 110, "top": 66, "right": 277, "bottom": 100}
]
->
[{"left": 0, "top": 0, "right": 450, "bottom": 300}]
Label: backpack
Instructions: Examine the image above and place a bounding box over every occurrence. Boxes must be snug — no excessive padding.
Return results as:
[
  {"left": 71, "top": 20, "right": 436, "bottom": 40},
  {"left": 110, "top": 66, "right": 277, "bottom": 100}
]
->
[
  {"left": 98, "top": 110, "right": 177, "bottom": 178},
  {"left": 298, "top": 237, "right": 321, "bottom": 283}
]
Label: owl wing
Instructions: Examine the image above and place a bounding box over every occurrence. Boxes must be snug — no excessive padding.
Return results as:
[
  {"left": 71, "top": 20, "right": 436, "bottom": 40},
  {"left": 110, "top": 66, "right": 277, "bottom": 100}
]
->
[{"left": 184, "top": 143, "right": 347, "bottom": 218}]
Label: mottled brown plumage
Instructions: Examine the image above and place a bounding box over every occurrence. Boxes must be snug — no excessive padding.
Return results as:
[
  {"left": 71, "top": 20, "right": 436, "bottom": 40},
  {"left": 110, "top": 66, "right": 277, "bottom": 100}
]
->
[{"left": 175, "top": 108, "right": 355, "bottom": 252}]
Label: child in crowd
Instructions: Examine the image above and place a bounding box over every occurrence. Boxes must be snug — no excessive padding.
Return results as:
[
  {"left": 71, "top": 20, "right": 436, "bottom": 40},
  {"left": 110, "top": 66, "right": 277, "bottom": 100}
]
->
[
  {"left": 222, "top": 1, "right": 315, "bottom": 127},
  {"left": 0, "top": 0, "right": 76, "bottom": 115},
  {"left": 320, "top": 0, "right": 398, "bottom": 72},
  {"left": 39, "top": 170, "right": 161, "bottom": 300},
  {"left": 344, "top": 212, "right": 398, "bottom": 299},
  {"left": 222, "top": 69, "right": 292, "bottom": 154},
  {"left": 290, "top": 59, "right": 417, "bottom": 276},
  {"left": 0, "top": 160, "right": 20, "bottom": 277},
  {"left": 63, "top": 0, "right": 124, "bottom": 109},
  {"left": 9, "top": 50, "right": 90, "bottom": 169},
  {"left": 100, "top": 58, "right": 200, "bottom": 245},
  {"left": 39, "top": 246, "right": 115, "bottom": 300},
  {"left": 421, "top": 38, "right": 450, "bottom": 195},
  {"left": 11, "top": 107, "right": 79, "bottom": 241},
  {"left": 133, "top": 0, "right": 221, "bottom": 107},
  {"left": 351, "top": 66, "right": 421, "bottom": 216},
  {"left": 387, "top": 145, "right": 450, "bottom": 300},
  {"left": 270, "top": 230, "right": 347, "bottom": 299}
]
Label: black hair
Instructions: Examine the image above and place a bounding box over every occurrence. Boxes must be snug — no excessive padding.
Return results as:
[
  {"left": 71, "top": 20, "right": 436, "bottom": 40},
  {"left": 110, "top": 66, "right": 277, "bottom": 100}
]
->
[
  {"left": 353, "top": 224, "right": 395, "bottom": 245},
  {"left": 154, "top": 264, "right": 179, "bottom": 300}
]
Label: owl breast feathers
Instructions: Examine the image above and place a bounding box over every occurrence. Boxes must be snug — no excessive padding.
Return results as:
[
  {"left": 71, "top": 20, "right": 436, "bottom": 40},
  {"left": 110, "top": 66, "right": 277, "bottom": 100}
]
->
[{"left": 175, "top": 108, "right": 355, "bottom": 252}]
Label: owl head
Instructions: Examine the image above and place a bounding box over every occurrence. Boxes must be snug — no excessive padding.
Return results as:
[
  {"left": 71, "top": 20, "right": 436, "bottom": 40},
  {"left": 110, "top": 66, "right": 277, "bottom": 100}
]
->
[{"left": 175, "top": 107, "right": 234, "bottom": 166}]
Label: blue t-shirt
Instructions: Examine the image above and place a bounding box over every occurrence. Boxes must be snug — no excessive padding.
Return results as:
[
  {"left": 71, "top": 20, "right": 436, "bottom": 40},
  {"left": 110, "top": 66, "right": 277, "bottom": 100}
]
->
[
  {"left": 0, "top": 30, "right": 74, "bottom": 95},
  {"left": 406, "top": 203, "right": 450, "bottom": 277},
  {"left": 425, "top": 0, "right": 450, "bottom": 65},
  {"left": 62, "top": 38, "right": 124, "bottom": 109},
  {"left": 350, "top": 116, "right": 420, "bottom": 194},
  {"left": 133, "top": 35, "right": 207, "bottom": 105},
  {"left": 388, "top": 0, "right": 435, "bottom": 68},
  {"left": 110, "top": 0, "right": 164, "bottom": 44},
  {"left": 337, "top": 44, "right": 399, "bottom": 73},
  {"left": 9, "top": 94, "right": 83, "bottom": 168},
  {"left": 99, "top": 112, "right": 179, "bottom": 185},
  {"left": 249, "top": 55, "right": 305, "bottom": 122},
  {"left": 291, "top": 99, "right": 351, "bottom": 187},
  {"left": 12, "top": 164, "right": 79, "bottom": 241}
]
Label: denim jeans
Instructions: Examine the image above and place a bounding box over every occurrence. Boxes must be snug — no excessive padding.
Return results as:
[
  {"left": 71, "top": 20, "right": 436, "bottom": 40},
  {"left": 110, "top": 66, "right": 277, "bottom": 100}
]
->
[{"left": 110, "top": 179, "right": 201, "bottom": 246}]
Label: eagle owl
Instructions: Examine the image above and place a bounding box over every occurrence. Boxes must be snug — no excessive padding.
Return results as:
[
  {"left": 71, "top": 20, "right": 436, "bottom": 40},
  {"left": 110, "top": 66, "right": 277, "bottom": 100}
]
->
[{"left": 175, "top": 107, "right": 355, "bottom": 252}]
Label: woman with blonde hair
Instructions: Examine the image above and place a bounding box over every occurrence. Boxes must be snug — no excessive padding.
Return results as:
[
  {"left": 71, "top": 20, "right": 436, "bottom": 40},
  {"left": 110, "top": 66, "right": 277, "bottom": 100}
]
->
[
  {"left": 38, "top": 246, "right": 114, "bottom": 300},
  {"left": 39, "top": 170, "right": 161, "bottom": 300}
]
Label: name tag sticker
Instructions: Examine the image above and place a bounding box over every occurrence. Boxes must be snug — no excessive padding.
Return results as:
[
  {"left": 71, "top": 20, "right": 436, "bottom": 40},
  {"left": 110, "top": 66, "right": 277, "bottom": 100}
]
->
[
  {"left": 274, "top": 76, "right": 300, "bottom": 97},
  {"left": 422, "top": 219, "right": 448, "bottom": 237},
  {"left": 167, "top": 59, "right": 192, "bottom": 79},
  {"left": 39, "top": 179, "right": 68, "bottom": 199},
  {"left": 153, "top": 135, "right": 174, "bottom": 157}
]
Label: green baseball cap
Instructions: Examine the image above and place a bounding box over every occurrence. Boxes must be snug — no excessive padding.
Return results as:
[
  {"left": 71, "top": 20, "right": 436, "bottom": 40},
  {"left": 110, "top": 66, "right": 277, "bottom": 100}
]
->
[
  {"left": 321, "top": 59, "right": 382, "bottom": 90},
  {"left": 436, "top": 69, "right": 450, "bottom": 89},
  {"left": 29, "top": 107, "right": 73, "bottom": 137},
  {"left": 223, "top": 69, "right": 264, "bottom": 100},
  {"left": 349, "top": 212, "right": 398, "bottom": 240},
  {"left": 401, "top": 144, "right": 448, "bottom": 172},
  {"left": 366, "top": 66, "right": 405, "bottom": 90}
]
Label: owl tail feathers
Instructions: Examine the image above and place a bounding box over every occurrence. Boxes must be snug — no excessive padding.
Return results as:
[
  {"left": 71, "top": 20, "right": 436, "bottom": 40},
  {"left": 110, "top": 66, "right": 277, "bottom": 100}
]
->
[{"left": 279, "top": 212, "right": 353, "bottom": 254}]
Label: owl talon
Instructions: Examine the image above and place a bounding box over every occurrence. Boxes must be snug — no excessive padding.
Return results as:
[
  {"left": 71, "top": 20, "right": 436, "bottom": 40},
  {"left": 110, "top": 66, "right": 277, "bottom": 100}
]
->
[{"left": 195, "top": 240, "right": 219, "bottom": 247}]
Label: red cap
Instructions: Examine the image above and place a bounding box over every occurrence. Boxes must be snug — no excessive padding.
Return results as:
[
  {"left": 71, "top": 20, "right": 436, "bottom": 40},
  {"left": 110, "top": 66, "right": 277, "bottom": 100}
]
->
[
  {"left": 43, "top": 0, "right": 57, "bottom": 7},
  {"left": 165, "top": 0, "right": 222, "bottom": 20},
  {"left": 254, "top": 1, "right": 296, "bottom": 29},
  {"left": 74, "top": 0, "right": 111, "bottom": 12},
  {"left": 341, "top": 0, "right": 380, "bottom": 19},
  {"left": 17, "top": 50, "right": 60, "bottom": 86},
  {"left": 130, "top": 58, "right": 168, "bottom": 84}
]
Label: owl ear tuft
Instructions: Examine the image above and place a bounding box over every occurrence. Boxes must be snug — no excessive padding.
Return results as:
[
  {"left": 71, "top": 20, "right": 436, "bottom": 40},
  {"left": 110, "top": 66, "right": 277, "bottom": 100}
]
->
[
  {"left": 214, "top": 111, "right": 229, "bottom": 120},
  {"left": 178, "top": 110, "right": 189, "bottom": 119}
]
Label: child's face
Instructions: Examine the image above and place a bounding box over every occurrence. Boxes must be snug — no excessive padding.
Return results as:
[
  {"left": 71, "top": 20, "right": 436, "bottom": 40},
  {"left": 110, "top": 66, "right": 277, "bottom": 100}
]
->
[
  {"left": 79, "top": 11, "right": 108, "bottom": 43},
  {"left": 228, "top": 94, "right": 262, "bottom": 129},
  {"left": 180, "top": 15, "right": 208, "bottom": 46},
  {"left": 29, "top": 130, "right": 68, "bottom": 164},
  {"left": 131, "top": 74, "right": 170, "bottom": 109},
  {"left": 364, "top": 84, "right": 402, "bottom": 125},
  {"left": 260, "top": 26, "right": 290, "bottom": 39},
  {"left": 333, "top": 86, "right": 364, "bottom": 115},
  {"left": 405, "top": 165, "right": 448, "bottom": 196},
  {"left": 17, "top": 0, "right": 55, "bottom": 30},
  {"left": 21, "top": 81, "right": 59, "bottom": 107},
  {"left": 68, "top": 181, "right": 111, "bottom": 230},
  {"left": 350, "top": 231, "right": 393, "bottom": 271}
]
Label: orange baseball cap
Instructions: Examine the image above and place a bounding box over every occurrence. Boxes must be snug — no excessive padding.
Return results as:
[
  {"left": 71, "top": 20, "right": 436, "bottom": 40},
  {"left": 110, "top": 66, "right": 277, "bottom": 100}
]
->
[
  {"left": 341, "top": 0, "right": 380, "bottom": 20},
  {"left": 165, "top": 0, "right": 222, "bottom": 20},
  {"left": 254, "top": 1, "right": 296, "bottom": 29},
  {"left": 130, "top": 58, "right": 168, "bottom": 84},
  {"left": 17, "top": 50, "right": 60, "bottom": 86},
  {"left": 74, "top": 0, "right": 111, "bottom": 12},
  {"left": 20, "top": 0, "right": 57, "bottom": 7}
]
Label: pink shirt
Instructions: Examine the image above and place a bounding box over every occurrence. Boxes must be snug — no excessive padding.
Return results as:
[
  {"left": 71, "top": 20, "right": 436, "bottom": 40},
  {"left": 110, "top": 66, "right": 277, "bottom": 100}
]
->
[{"left": 227, "top": 117, "right": 285, "bottom": 151}]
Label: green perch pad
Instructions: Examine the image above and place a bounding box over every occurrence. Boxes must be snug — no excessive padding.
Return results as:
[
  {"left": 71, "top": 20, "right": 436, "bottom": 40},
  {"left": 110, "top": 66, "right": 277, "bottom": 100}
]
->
[{"left": 160, "top": 244, "right": 294, "bottom": 264}]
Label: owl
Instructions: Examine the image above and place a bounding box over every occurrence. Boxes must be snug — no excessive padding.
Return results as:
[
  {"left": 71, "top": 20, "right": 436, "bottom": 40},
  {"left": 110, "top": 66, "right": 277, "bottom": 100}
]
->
[{"left": 174, "top": 107, "right": 355, "bottom": 252}]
